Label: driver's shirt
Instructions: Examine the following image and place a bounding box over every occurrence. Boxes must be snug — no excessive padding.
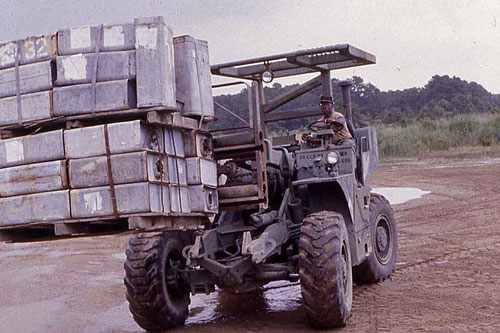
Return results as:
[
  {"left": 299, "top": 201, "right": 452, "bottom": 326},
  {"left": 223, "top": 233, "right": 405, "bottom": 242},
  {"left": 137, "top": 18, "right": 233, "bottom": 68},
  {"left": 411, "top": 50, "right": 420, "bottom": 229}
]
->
[{"left": 316, "top": 111, "right": 352, "bottom": 141}]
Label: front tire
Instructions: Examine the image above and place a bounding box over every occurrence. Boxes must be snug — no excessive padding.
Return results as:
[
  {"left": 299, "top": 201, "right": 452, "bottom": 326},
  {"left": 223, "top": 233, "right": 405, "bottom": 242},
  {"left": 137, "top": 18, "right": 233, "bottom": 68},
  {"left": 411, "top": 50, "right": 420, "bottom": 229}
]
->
[
  {"left": 124, "top": 231, "right": 191, "bottom": 331},
  {"left": 354, "top": 193, "right": 398, "bottom": 284},
  {"left": 299, "top": 211, "right": 352, "bottom": 328}
]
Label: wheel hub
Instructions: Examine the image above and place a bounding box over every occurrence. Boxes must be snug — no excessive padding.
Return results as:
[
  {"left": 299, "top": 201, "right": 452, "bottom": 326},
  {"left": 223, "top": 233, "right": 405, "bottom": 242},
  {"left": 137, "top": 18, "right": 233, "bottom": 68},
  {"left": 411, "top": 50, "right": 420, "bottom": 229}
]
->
[
  {"left": 374, "top": 216, "right": 392, "bottom": 264},
  {"left": 376, "top": 226, "right": 388, "bottom": 252},
  {"left": 165, "top": 253, "right": 186, "bottom": 301}
]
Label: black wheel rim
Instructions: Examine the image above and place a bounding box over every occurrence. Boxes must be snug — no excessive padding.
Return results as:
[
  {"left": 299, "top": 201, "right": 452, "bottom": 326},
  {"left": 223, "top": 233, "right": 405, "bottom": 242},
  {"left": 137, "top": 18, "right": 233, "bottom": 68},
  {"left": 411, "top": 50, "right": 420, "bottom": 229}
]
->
[
  {"left": 374, "top": 215, "right": 393, "bottom": 265},
  {"left": 164, "top": 250, "right": 187, "bottom": 302}
]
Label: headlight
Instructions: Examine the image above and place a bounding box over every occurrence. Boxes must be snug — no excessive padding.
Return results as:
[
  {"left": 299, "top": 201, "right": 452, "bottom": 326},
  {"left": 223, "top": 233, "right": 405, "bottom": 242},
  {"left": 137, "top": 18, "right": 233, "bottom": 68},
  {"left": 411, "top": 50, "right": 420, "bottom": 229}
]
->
[
  {"left": 326, "top": 151, "right": 339, "bottom": 165},
  {"left": 261, "top": 70, "right": 274, "bottom": 83}
]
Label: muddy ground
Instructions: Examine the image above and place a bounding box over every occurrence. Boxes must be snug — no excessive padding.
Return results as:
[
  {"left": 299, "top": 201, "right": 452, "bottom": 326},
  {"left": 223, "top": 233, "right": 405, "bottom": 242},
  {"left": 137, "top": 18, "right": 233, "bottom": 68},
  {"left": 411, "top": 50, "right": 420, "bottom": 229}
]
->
[{"left": 0, "top": 158, "right": 499, "bottom": 332}]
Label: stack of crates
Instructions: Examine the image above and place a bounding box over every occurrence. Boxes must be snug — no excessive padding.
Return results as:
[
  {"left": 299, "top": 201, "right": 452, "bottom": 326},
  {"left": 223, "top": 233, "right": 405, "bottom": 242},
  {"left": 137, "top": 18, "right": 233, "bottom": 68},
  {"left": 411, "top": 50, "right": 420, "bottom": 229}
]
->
[
  {"left": 0, "top": 34, "right": 56, "bottom": 125},
  {"left": 0, "top": 16, "right": 218, "bottom": 231}
]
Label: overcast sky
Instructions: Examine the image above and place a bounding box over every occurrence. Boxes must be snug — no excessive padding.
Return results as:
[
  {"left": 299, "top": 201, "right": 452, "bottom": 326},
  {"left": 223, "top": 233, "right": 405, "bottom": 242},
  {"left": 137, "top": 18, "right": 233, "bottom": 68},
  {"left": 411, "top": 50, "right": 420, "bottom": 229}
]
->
[{"left": 2, "top": 0, "right": 500, "bottom": 93}]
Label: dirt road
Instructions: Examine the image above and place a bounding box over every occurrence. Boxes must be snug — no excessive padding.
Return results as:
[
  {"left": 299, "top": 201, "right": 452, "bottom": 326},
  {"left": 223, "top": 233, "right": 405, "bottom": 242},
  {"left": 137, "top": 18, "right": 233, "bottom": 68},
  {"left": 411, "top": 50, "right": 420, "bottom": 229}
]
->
[{"left": 0, "top": 158, "right": 499, "bottom": 332}]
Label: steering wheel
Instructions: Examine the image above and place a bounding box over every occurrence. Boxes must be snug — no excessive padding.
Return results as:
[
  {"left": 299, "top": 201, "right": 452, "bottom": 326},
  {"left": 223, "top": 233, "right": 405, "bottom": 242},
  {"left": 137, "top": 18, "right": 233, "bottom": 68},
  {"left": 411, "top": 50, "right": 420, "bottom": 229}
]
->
[
  {"left": 308, "top": 120, "right": 343, "bottom": 132},
  {"left": 308, "top": 121, "right": 321, "bottom": 132}
]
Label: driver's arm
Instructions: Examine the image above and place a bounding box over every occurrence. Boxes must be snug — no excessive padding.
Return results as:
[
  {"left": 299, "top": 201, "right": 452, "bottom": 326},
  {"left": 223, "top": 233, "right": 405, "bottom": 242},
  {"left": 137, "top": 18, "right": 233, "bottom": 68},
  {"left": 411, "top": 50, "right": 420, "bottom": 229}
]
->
[
  {"left": 331, "top": 113, "right": 353, "bottom": 138},
  {"left": 327, "top": 116, "right": 345, "bottom": 130},
  {"left": 315, "top": 116, "right": 330, "bottom": 129}
]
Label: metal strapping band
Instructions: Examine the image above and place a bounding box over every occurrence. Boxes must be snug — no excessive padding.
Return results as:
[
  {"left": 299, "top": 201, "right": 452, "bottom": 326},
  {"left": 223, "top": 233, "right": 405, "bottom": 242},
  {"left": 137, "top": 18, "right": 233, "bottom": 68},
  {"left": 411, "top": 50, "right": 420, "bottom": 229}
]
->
[
  {"left": 90, "top": 25, "right": 103, "bottom": 117},
  {"left": 103, "top": 124, "right": 119, "bottom": 218},
  {"left": 170, "top": 127, "right": 183, "bottom": 212},
  {"left": 14, "top": 41, "right": 22, "bottom": 125},
  {"left": 155, "top": 125, "right": 165, "bottom": 213},
  {"left": 162, "top": 128, "right": 172, "bottom": 213}
]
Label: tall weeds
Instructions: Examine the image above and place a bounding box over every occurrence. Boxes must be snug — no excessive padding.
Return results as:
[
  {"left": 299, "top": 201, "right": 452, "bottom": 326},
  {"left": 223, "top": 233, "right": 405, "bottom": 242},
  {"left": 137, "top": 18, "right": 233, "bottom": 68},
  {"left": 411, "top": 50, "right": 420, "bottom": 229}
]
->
[{"left": 377, "top": 114, "right": 500, "bottom": 157}]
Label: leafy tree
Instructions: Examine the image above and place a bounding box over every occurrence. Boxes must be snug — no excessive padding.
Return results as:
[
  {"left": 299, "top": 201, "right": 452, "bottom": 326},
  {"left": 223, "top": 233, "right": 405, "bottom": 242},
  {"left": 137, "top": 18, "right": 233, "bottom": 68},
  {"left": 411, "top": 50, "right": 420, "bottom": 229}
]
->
[{"left": 212, "top": 74, "right": 500, "bottom": 129}]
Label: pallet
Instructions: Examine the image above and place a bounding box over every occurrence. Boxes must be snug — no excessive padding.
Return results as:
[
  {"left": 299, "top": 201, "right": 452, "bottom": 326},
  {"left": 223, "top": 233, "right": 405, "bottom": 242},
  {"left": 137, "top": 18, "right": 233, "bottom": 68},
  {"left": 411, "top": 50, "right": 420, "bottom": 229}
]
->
[
  {"left": 0, "top": 108, "right": 209, "bottom": 139},
  {"left": 0, "top": 213, "right": 210, "bottom": 243}
]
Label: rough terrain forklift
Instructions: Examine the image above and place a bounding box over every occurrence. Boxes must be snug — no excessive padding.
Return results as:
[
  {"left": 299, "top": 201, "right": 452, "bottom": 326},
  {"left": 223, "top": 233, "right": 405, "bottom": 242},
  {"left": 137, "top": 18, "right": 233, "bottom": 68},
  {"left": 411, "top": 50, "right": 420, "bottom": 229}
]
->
[{"left": 124, "top": 44, "right": 398, "bottom": 330}]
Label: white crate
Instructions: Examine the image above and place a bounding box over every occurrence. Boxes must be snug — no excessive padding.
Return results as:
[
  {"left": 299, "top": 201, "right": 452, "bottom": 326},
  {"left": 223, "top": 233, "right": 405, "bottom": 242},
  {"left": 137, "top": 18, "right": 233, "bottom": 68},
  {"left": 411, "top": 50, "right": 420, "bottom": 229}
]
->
[
  {"left": 0, "top": 190, "right": 71, "bottom": 226},
  {"left": 187, "top": 157, "right": 217, "bottom": 187},
  {"left": 0, "top": 160, "right": 67, "bottom": 197},
  {"left": 64, "top": 120, "right": 163, "bottom": 159},
  {"left": 174, "top": 36, "right": 214, "bottom": 119},
  {"left": 69, "top": 151, "right": 168, "bottom": 189},
  {"left": 0, "top": 129, "right": 64, "bottom": 168},
  {"left": 70, "top": 182, "right": 169, "bottom": 218},
  {"left": 189, "top": 185, "right": 218, "bottom": 213}
]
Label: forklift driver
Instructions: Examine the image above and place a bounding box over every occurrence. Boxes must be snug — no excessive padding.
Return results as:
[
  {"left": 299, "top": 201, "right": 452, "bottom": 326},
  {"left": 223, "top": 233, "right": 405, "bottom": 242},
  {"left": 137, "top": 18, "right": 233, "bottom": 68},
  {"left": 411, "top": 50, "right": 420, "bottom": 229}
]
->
[{"left": 316, "top": 95, "right": 354, "bottom": 145}]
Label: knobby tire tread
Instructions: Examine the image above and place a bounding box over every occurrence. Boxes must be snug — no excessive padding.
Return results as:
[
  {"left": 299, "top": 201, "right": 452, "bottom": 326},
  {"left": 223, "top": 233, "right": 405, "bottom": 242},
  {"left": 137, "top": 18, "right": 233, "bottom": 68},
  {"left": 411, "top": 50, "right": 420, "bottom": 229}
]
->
[
  {"left": 124, "top": 231, "right": 189, "bottom": 332},
  {"left": 353, "top": 193, "right": 398, "bottom": 284},
  {"left": 299, "top": 211, "right": 351, "bottom": 328}
]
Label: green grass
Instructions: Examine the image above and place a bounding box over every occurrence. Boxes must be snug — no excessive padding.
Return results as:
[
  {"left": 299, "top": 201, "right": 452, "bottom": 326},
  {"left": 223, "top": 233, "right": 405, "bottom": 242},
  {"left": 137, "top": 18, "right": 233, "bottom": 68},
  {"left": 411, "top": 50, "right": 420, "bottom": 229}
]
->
[
  {"left": 377, "top": 114, "right": 500, "bottom": 158},
  {"left": 269, "top": 113, "right": 500, "bottom": 159}
]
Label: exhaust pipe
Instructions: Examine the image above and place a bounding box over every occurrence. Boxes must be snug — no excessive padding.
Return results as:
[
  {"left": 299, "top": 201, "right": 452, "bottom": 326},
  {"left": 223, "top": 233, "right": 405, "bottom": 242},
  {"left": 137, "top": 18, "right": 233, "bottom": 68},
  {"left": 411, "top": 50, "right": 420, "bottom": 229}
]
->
[{"left": 339, "top": 80, "right": 357, "bottom": 139}]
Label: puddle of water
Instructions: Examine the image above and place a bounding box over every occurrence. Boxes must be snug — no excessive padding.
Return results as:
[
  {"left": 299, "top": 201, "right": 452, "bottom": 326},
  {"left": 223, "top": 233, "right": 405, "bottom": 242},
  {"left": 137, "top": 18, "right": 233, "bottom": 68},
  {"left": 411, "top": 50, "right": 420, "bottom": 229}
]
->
[
  {"left": 372, "top": 187, "right": 431, "bottom": 205},
  {"left": 263, "top": 281, "right": 302, "bottom": 312},
  {"left": 186, "top": 292, "right": 221, "bottom": 324},
  {"left": 112, "top": 252, "right": 126, "bottom": 260},
  {"left": 186, "top": 281, "right": 302, "bottom": 326}
]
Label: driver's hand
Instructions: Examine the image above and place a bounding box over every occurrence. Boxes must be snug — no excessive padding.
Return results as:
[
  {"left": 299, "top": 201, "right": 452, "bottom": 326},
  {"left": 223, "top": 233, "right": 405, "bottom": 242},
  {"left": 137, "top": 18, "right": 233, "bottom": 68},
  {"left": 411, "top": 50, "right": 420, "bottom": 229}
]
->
[
  {"left": 316, "top": 122, "right": 329, "bottom": 129},
  {"left": 331, "top": 121, "right": 343, "bottom": 130}
]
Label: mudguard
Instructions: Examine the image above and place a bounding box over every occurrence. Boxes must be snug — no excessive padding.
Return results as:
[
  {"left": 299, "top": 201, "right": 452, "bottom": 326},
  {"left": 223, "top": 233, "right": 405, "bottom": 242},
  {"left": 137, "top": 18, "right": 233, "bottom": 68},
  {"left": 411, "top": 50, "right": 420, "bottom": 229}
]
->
[{"left": 293, "top": 175, "right": 355, "bottom": 226}]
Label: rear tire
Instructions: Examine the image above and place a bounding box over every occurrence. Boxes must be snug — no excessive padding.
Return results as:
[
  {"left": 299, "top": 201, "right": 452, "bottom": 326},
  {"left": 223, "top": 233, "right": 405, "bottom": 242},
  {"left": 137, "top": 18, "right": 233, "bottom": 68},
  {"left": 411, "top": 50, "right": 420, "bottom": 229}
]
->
[
  {"left": 353, "top": 193, "right": 398, "bottom": 284},
  {"left": 299, "top": 211, "right": 352, "bottom": 328},
  {"left": 124, "top": 231, "right": 190, "bottom": 331}
]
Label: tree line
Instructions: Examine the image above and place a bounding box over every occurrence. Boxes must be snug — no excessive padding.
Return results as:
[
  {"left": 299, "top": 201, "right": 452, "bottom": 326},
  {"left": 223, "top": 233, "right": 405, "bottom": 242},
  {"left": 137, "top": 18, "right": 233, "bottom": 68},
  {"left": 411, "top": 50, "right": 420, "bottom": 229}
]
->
[{"left": 212, "top": 75, "right": 500, "bottom": 131}]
